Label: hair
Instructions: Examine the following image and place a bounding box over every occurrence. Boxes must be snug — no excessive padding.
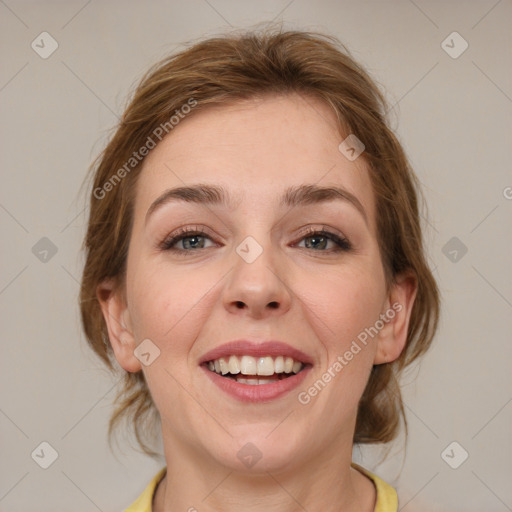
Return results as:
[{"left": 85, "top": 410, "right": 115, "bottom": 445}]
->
[{"left": 79, "top": 26, "right": 440, "bottom": 459}]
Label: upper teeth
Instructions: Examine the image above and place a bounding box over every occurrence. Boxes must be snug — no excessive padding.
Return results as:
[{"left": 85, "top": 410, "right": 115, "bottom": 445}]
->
[{"left": 207, "top": 355, "right": 304, "bottom": 376}]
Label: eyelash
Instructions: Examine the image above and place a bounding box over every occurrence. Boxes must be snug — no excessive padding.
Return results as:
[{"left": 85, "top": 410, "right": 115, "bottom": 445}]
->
[{"left": 158, "top": 226, "right": 352, "bottom": 255}]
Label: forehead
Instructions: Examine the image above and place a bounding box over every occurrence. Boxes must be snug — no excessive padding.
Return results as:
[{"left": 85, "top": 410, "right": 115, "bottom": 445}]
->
[{"left": 134, "top": 93, "right": 376, "bottom": 229}]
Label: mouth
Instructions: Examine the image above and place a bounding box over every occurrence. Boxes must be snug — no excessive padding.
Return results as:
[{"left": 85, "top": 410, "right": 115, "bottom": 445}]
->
[
  {"left": 199, "top": 340, "right": 313, "bottom": 402},
  {"left": 200, "top": 355, "right": 312, "bottom": 403},
  {"left": 202, "top": 354, "right": 308, "bottom": 385}
]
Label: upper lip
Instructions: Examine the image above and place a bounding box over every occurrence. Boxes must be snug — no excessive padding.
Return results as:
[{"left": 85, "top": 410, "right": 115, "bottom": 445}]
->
[{"left": 199, "top": 340, "right": 313, "bottom": 365}]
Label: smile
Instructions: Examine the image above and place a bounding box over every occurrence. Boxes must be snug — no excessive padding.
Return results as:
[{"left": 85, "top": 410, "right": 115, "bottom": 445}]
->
[
  {"left": 199, "top": 340, "right": 313, "bottom": 402},
  {"left": 205, "top": 355, "right": 305, "bottom": 384},
  {"left": 202, "top": 363, "right": 311, "bottom": 402}
]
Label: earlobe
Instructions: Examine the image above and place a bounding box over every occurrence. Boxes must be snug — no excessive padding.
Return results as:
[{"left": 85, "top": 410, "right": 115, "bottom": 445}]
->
[
  {"left": 96, "top": 278, "right": 142, "bottom": 373},
  {"left": 374, "top": 271, "right": 418, "bottom": 365}
]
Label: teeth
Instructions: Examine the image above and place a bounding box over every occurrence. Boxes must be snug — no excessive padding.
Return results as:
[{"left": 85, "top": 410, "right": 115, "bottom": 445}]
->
[
  {"left": 219, "top": 357, "right": 229, "bottom": 375},
  {"left": 228, "top": 355, "right": 240, "bottom": 374},
  {"left": 292, "top": 360, "right": 302, "bottom": 373},
  {"left": 240, "top": 355, "right": 257, "bottom": 375},
  {"left": 206, "top": 355, "right": 305, "bottom": 378},
  {"left": 235, "top": 377, "right": 279, "bottom": 385},
  {"left": 257, "top": 356, "right": 274, "bottom": 376}
]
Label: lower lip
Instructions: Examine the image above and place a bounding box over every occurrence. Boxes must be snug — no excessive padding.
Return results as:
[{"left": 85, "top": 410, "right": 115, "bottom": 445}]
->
[{"left": 201, "top": 365, "right": 311, "bottom": 403}]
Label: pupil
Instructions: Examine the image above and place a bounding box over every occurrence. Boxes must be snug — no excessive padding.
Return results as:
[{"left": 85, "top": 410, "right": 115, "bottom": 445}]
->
[
  {"left": 184, "top": 236, "right": 203, "bottom": 249},
  {"left": 307, "top": 235, "right": 326, "bottom": 250}
]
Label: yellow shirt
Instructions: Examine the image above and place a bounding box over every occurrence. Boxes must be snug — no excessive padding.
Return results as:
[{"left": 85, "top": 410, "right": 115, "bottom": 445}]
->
[{"left": 124, "top": 462, "right": 397, "bottom": 512}]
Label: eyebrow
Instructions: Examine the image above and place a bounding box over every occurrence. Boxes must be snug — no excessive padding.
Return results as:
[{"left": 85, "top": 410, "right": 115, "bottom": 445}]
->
[{"left": 145, "top": 183, "right": 368, "bottom": 226}]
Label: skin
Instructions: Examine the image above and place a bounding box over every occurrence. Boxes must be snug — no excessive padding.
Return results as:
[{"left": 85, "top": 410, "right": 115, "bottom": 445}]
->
[{"left": 98, "top": 93, "right": 417, "bottom": 512}]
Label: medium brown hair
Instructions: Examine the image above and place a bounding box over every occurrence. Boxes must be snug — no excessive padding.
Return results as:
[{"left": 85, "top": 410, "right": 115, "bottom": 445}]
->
[{"left": 79, "top": 27, "right": 440, "bottom": 458}]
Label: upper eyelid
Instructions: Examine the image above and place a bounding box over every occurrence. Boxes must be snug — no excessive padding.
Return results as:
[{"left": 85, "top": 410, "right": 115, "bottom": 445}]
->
[{"left": 162, "top": 225, "right": 347, "bottom": 241}]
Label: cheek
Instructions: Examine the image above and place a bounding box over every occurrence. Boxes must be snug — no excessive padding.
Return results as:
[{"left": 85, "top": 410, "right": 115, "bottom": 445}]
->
[
  {"left": 301, "top": 265, "right": 385, "bottom": 341},
  {"left": 293, "top": 263, "right": 387, "bottom": 402},
  {"left": 294, "top": 266, "right": 386, "bottom": 429},
  {"left": 127, "top": 260, "right": 215, "bottom": 352}
]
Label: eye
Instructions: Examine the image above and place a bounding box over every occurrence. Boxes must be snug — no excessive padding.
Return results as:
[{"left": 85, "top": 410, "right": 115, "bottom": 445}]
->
[
  {"left": 158, "top": 226, "right": 352, "bottom": 255},
  {"left": 159, "top": 227, "right": 216, "bottom": 253},
  {"left": 294, "top": 227, "right": 352, "bottom": 252}
]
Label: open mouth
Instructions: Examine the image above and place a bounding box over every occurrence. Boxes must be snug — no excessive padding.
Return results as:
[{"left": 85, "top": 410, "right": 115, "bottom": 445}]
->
[{"left": 203, "top": 355, "right": 307, "bottom": 385}]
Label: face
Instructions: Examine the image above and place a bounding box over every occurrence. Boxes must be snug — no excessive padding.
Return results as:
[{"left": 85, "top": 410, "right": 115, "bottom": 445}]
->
[{"left": 99, "top": 93, "right": 416, "bottom": 473}]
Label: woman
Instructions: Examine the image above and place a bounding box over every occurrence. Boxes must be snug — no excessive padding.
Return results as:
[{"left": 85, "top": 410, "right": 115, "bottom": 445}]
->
[{"left": 79, "top": 28, "right": 439, "bottom": 512}]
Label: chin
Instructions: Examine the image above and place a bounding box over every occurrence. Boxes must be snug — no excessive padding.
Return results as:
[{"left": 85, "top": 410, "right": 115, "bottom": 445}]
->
[{"left": 208, "top": 426, "right": 309, "bottom": 474}]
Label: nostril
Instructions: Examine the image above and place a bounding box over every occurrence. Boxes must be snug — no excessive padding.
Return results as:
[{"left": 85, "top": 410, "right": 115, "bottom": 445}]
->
[
  {"left": 235, "top": 301, "right": 245, "bottom": 308},
  {"left": 268, "top": 301, "right": 279, "bottom": 309}
]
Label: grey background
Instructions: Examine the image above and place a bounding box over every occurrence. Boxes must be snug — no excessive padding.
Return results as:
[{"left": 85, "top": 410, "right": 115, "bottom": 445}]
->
[{"left": 1, "top": 1, "right": 511, "bottom": 511}]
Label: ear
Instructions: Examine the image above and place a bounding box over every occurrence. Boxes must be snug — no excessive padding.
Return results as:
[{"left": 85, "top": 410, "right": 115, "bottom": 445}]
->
[
  {"left": 373, "top": 271, "right": 418, "bottom": 365},
  {"left": 96, "top": 278, "right": 142, "bottom": 373}
]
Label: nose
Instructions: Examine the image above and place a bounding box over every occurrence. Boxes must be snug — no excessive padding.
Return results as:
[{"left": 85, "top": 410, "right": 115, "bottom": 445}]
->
[{"left": 222, "top": 238, "right": 292, "bottom": 320}]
